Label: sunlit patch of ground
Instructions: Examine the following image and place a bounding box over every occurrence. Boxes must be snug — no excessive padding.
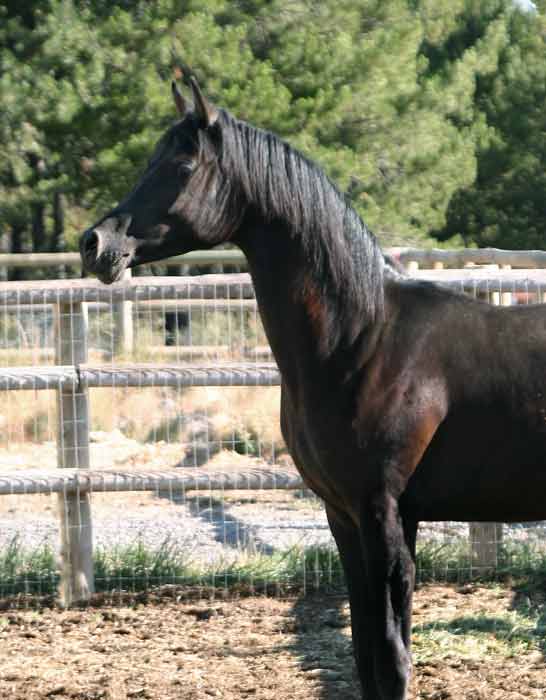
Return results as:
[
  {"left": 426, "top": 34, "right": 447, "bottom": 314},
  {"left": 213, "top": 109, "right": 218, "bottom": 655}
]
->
[{"left": 1, "top": 584, "right": 546, "bottom": 699}]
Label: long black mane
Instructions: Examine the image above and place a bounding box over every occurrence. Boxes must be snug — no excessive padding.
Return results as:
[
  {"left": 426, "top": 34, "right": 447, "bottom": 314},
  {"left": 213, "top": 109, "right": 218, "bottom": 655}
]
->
[{"left": 210, "top": 110, "right": 386, "bottom": 331}]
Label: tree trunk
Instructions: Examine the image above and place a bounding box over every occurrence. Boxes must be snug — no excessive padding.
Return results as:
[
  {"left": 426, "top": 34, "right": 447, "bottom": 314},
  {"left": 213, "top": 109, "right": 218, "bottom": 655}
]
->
[
  {"left": 31, "top": 201, "right": 46, "bottom": 254},
  {"left": 9, "top": 223, "right": 26, "bottom": 281},
  {"left": 0, "top": 228, "right": 9, "bottom": 281},
  {"left": 53, "top": 191, "right": 67, "bottom": 278}
]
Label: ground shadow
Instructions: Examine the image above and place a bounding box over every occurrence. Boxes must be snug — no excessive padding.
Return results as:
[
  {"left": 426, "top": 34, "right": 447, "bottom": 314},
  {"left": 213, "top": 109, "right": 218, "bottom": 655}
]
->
[
  {"left": 290, "top": 592, "right": 360, "bottom": 699},
  {"left": 184, "top": 494, "right": 275, "bottom": 555},
  {"left": 159, "top": 485, "right": 360, "bottom": 695}
]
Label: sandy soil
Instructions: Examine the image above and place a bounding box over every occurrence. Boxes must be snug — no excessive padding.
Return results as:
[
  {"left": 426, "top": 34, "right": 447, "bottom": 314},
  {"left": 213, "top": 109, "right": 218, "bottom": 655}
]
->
[{"left": 1, "top": 585, "right": 545, "bottom": 700}]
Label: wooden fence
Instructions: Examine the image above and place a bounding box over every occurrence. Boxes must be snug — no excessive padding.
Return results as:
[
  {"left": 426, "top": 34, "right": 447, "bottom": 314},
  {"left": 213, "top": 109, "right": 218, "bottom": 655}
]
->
[
  {"left": 4, "top": 246, "right": 546, "bottom": 354},
  {"left": 1, "top": 250, "right": 546, "bottom": 605},
  {"left": 4, "top": 246, "right": 546, "bottom": 270}
]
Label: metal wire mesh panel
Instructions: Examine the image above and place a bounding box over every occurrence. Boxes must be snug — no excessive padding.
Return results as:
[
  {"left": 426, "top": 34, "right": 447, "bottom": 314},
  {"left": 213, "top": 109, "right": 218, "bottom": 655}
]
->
[
  {"left": 0, "top": 275, "right": 332, "bottom": 604},
  {"left": 1, "top": 264, "right": 546, "bottom": 605}
]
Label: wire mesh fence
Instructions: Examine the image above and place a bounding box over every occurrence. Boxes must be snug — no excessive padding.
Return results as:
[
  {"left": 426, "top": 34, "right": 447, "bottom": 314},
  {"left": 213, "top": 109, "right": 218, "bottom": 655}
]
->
[{"left": 2, "top": 258, "right": 546, "bottom": 606}]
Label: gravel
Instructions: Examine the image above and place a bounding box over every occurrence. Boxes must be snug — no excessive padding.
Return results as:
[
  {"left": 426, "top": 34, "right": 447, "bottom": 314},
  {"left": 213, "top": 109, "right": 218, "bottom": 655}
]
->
[
  {"left": 0, "top": 497, "right": 333, "bottom": 566},
  {"left": 2, "top": 432, "right": 546, "bottom": 567}
]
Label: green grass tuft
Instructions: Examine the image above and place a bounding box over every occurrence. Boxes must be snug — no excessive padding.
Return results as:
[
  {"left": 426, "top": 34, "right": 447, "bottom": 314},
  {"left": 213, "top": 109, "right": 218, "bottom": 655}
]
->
[
  {"left": 0, "top": 537, "right": 345, "bottom": 598},
  {"left": 3, "top": 535, "right": 546, "bottom": 600},
  {"left": 0, "top": 536, "right": 58, "bottom": 596}
]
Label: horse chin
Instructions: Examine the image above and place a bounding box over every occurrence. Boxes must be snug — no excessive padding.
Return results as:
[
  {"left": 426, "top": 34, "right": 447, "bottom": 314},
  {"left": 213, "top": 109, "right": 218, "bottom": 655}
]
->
[
  {"left": 93, "top": 259, "right": 130, "bottom": 285},
  {"left": 95, "top": 268, "right": 126, "bottom": 285}
]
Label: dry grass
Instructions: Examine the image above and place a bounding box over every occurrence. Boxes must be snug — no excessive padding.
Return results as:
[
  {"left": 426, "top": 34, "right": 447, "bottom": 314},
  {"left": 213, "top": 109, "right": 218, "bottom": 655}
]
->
[
  {"left": 191, "top": 386, "right": 283, "bottom": 451},
  {"left": 2, "top": 586, "right": 546, "bottom": 700},
  {"left": 0, "top": 390, "right": 58, "bottom": 445},
  {"left": 0, "top": 384, "right": 283, "bottom": 454},
  {"left": 107, "top": 678, "right": 128, "bottom": 700},
  {"left": 0, "top": 382, "right": 286, "bottom": 521},
  {"left": 0, "top": 299, "right": 277, "bottom": 453}
]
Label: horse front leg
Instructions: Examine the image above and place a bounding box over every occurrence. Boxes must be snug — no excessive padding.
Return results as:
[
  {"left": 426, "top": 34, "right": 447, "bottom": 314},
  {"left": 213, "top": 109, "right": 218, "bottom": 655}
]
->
[
  {"left": 326, "top": 505, "right": 379, "bottom": 700},
  {"left": 360, "top": 493, "right": 416, "bottom": 700}
]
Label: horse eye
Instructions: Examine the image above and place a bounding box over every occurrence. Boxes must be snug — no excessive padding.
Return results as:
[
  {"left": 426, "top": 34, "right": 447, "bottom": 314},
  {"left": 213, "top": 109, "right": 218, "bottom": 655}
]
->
[{"left": 177, "top": 160, "right": 194, "bottom": 178}]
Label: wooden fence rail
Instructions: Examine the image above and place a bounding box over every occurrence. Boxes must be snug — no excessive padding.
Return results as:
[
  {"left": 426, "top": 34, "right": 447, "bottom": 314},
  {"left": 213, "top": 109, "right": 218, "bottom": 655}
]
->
[
  {"left": 1, "top": 267, "right": 545, "bottom": 360},
  {"left": 1, "top": 261, "right": 544, "bottom": 604},
  {"left": 0, "top": 466, "right": 303, "bottom": 496},
  {"left": 0, "top": 363, "right": 281, "bottom": 391},
  {"left": 4, "top": 246, "right": 546, "bottom": 270},
  {"left": 2, "top": 267, "right": 546, "bottom": 305}
]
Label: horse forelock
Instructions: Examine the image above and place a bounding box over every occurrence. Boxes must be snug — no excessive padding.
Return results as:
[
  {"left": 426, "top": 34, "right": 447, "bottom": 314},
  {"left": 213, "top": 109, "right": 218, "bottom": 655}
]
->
[{"left": 217, "top": 110, "right": 385, "bottom": 327}]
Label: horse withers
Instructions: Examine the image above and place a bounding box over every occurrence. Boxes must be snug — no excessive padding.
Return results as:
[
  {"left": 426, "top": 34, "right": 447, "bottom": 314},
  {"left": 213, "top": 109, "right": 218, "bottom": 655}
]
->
[{"left": 80, "top": 77, "right": 546, "bottom": 700}]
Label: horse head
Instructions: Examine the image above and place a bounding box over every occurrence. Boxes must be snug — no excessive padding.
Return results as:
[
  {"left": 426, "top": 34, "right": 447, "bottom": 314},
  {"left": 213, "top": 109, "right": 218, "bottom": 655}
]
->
[{"left": 80, "top": 77, "right": 233, "bottom": 283}]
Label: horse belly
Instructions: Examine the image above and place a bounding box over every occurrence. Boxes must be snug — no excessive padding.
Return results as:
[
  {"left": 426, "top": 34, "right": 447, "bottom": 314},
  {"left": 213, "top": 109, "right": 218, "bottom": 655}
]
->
[{"left": 403, "top": 412, "right": 546, "bottom": 523}]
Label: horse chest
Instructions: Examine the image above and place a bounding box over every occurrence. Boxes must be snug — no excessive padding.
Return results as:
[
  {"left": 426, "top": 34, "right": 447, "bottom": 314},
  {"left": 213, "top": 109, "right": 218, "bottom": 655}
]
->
[{"left": 279, "top": 384, "right": 358, "bottom": 508}]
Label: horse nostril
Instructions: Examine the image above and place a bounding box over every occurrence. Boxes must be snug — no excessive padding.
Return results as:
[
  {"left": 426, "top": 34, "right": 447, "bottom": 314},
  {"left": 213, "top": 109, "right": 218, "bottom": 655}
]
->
[{"left": 83, "top": 230, "right": 100, "bottom": 260}]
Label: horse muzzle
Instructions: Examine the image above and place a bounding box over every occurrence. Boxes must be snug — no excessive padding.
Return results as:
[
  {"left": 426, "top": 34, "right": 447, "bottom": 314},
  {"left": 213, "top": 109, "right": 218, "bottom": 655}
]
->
[{"left": 80, "top": 216, "right": 134, "bottom": 284}]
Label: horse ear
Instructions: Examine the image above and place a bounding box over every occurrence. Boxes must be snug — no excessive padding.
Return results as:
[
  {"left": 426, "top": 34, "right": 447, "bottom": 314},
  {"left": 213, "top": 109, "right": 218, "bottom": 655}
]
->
[
  {"left": 171, "top": 81, "right": 187, "bottom": 117},
  {"left": 189, "top": 76, "right": 218, "bottom": 128}
]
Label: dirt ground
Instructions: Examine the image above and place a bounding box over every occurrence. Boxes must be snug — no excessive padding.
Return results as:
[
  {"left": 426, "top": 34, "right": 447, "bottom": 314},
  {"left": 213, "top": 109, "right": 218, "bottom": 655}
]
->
[{"left": 1, "top": 584, "right": 546, "bottom": 700}]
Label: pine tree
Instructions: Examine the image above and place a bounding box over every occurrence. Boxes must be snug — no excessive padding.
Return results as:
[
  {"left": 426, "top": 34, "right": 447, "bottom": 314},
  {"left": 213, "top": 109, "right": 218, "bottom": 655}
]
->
[
  {"left": 1, "top": 0, "right": 544, "bottom": 254},
  {"left": 431, "top": 1, "right": 546, "bottom": 248}
]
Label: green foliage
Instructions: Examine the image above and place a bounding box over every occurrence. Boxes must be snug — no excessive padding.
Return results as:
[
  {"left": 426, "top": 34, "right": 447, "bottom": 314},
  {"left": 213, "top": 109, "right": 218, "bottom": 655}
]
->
[
  {"left": 93, "top": 537, "right": 198, "bottom": 591},
  {"left": 4, "top": 535, "right": 546, "bottom": 599},
  {"left": 0, "top": 536, "right": 345, "bottom": 596},
  {"left": 432, "top": 1, "right": 546, "bottom": 247},
  {"left": 0, "top": 536, "right": 57, "bottom": 595},
  {"left": 0, "top": 0, "right": 544, "bottom": 252}
]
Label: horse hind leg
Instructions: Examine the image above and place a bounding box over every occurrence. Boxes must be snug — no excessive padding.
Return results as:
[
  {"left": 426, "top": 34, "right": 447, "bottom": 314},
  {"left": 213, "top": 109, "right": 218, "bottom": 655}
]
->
[
  {"left": 399, "top": 514, "right": 418, "bottom": 652},
  {"left": 360, "top": 493, "right": 416, "bottom": 700}
]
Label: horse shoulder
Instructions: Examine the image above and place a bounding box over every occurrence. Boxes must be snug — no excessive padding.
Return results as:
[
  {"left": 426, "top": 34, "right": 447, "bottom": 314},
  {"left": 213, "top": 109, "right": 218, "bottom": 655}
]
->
[{"left": 351, "top": 284, "right": 455, "bottom": 494}]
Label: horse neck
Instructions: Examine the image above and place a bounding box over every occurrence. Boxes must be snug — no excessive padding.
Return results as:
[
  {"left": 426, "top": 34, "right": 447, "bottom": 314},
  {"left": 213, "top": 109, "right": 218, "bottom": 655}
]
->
[{"left": 236, "top": 218, "right": 385, "bottom": 389}]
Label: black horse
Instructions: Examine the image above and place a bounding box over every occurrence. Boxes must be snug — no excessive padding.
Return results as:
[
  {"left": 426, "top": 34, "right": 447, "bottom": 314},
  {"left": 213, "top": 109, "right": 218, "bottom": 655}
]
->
[{"left": 80, "top": 77, "right": 546, "bottom": 700}]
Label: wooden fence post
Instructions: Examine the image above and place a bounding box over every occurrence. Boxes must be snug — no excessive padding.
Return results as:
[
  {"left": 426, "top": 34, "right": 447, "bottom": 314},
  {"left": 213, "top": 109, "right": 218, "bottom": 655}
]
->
[
  {"left": 470, "top": 271, "right": 506, "bottom": 573},
  {"left": 113, "top": 268, "right": 133, "bottom": 356},
  {"left": 55, "top": 299, "right": 94, "bottom": 606},
  {"left": 501, "top": 264, "right": 512, "bottom": 307},
  {"left": 485, "top": 264, "right": 501, "bottom": 306},
  {"left": 470, "top": 523, "right": 503, "bottom": 574}
]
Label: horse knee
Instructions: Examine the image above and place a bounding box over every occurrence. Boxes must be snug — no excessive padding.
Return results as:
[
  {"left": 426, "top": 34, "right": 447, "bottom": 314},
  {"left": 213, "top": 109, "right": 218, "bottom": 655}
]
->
[{"left": 361, "top": 496, "right": 405, "bottom": 572}]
